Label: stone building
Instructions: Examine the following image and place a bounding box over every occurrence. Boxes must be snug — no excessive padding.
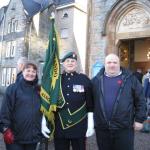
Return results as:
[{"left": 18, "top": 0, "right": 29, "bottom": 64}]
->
[
  {"left": 1, "top": 0, "right": 150, "bottom": 93},
  {"left": 0, "top": 0, "right": 88, "bottom": 93},
  {"left": 0, "top": 0, "right": 28, "bottom": 92},
  {"left": 88, "top": 0, "right": 150, "bottom": 77}
]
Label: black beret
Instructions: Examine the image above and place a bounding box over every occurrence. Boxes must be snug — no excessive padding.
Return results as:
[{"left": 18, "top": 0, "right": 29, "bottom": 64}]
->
[{"left": 62, "top": 52, "right": 77, "bottom": 62}]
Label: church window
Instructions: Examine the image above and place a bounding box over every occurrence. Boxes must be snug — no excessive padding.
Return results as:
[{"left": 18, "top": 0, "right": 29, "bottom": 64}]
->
[{"left": 1, "top": 67, "right": 16, "bottom": 86}]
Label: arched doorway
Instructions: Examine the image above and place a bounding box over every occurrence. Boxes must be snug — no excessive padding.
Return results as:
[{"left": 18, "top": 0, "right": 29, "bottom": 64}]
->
[
  {"left": 103, "top": 0, "right": 150, "bottom": 73},
  {"left": 116, "top": 6, "right": 150, "bottom": 73},
  {"left": 118, "top": 38, "right": 150, "bottom": 73}
]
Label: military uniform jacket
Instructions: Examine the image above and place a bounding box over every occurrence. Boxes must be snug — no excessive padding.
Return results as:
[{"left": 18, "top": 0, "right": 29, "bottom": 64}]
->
[{"left": 54, "top": 72, "right": 93, "bottom": 138}]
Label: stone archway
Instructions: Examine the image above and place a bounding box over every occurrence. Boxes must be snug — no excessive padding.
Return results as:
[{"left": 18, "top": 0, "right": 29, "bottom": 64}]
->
[
  {"left": 103, "top": 0, "right": 150, "bottom": 54},
  {"left": 116, "top": 7, "right": 150, "bottom": 71},
  {"left": 102, "top": 0, "right": 150, "bottom": 72},
  {"left": 116, "top": 8, "right": 150, "bottom": 40}
]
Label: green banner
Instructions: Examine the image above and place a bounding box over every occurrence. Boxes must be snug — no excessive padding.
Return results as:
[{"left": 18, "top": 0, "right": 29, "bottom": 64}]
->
[{"left": 40, "top": 18, "right": 60, "bottom": 139}]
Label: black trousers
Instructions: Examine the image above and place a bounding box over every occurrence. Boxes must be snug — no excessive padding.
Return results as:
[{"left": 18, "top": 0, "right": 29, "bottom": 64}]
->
[
  {"left": 5, "top": 143, "right": 37, "bottom": 150},
  {"left": 54, "top": 137, "right": 86, "bottom": 150},
  {"left": 95, "top": 128, "right": 134, "bottom": 150}
]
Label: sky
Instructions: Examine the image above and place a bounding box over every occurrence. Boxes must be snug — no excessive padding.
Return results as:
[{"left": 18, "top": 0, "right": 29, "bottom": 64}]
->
[{"left": 0, "top": 0, "right": 10, "bottom": 8}]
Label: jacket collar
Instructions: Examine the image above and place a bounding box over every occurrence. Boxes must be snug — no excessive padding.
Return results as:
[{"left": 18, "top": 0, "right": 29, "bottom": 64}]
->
[{"left": 95, "top": 67, "right": 132, "bottom": 80}]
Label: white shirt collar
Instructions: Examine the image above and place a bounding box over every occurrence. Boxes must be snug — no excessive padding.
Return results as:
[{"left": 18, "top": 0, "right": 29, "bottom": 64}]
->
[{"left": 104, "top": 70, "right": 122, "bottom": 77}]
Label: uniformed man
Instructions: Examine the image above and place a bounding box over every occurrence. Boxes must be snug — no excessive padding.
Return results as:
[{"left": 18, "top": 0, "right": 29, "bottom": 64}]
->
[{"left": 42, "top": 51, "right": 95, "bottom": 150}]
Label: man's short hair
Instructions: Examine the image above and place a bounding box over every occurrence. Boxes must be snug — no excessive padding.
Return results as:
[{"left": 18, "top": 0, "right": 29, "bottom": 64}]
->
[{"left": 17, "top": 57, "right": 28, "bottom": 65}]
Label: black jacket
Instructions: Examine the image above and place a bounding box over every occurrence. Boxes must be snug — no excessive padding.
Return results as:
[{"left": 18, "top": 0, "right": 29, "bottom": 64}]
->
[
  {"left": 16, "top": 71, "right": 23, "bottom": 82},
  {"left": 0, "top": 77, "right": 42, "bottom": 144},
  {"left": 54, "top": 72, "right": 93, "bottom": 138},
  {"left": 143, "top": 78, "right": 150, "bottom": 98},
  {"left": 92, "top": 67, "right": 146, "bottom": 130}
]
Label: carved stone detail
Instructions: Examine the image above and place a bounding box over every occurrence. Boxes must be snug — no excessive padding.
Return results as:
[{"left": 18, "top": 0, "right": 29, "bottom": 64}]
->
[{"left": 117, "top": 8, "right": 150, "bottom": 33}]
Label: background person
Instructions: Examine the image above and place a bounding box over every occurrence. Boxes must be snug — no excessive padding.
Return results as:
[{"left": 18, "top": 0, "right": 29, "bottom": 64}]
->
[
  {"left": 16, "top": 57, "right": 28, "bottom": 82},
  {"left": 133, "top": 68, "right": 143, "bottom": 84},
  {"left": 142, "top": 69, "right": 150, "bottom": 86},
  {"left": 92, "top": 53, "right": 146, "bottom": 150},
  {"left": 0, "top": 62, "right": 42, "bottom": 150},
  {"left": 143, "top": 77, "right": 150, "bottom": 116}
]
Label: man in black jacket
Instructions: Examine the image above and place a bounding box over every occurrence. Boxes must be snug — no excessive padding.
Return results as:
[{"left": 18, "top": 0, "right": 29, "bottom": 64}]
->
[
  {"left": 92, "top": 53, "right": 146, "bottom": 150},
  {"left": 133, "top": 68, "right": 143, "bottom": 83},
  {"left": 16, "top": 57, "right": 28, "bottom": 82}
]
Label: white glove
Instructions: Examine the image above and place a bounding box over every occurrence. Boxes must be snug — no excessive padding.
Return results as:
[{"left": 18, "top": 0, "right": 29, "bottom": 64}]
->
[
  {"left": 134, "top": 122, "right": 143, "bottom": 131},
  {"left": 41, "top": 115, "right": 50, "bottom": 138},
  {"left": 86, "top": 112, "right": 95, "bottom": 137}
]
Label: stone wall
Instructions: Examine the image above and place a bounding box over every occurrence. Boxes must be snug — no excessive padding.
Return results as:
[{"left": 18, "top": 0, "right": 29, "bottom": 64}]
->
[
  {"left": 88, "top": 0, "right": 150, "bottom": 77},
  {"left": 0, "top": 0, "right": 27, "bottom": 93},
  {"left": 87, "top": 0, "right": 118, "bottom": 77}
]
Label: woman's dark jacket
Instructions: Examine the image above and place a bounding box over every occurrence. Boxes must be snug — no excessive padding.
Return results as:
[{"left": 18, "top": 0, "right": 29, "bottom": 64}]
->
[
  {"left": 0, "top": 77, "right": 42, "bottom": 144},
  {"left": 92, "top": 67, "right": 146, "bottom": 130}
]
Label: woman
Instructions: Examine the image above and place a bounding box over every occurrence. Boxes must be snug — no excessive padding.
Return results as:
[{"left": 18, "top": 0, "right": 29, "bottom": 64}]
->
[{"left": 0, "top": 62, "right": 42, "bottom": 150}]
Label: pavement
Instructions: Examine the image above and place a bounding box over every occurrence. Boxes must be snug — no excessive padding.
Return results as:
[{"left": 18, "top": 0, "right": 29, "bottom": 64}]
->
[{"left": 0, "top": 131, "right": 150, "bottom": 150}]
